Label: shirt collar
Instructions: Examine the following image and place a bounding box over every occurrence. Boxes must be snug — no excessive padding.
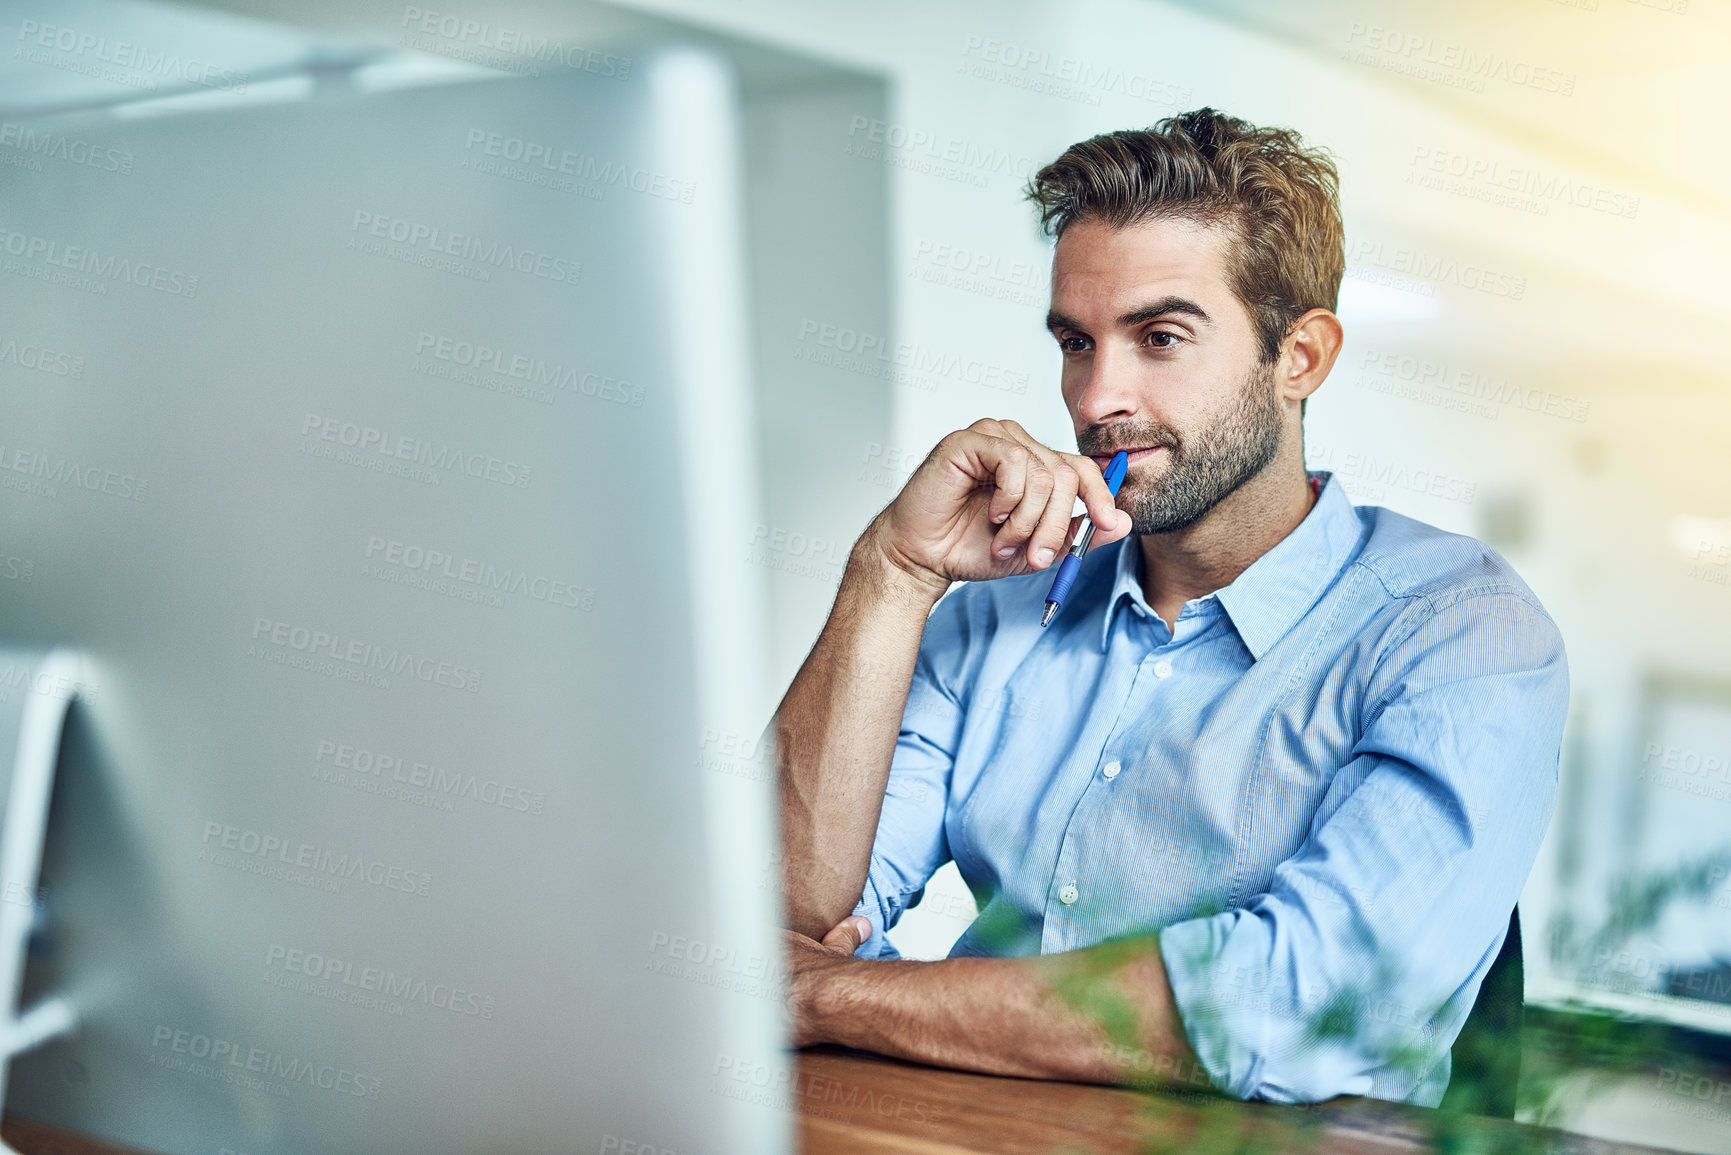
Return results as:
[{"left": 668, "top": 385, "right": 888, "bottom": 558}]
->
[{"left": 1098, "top": 471, "right": 1362, "bottom": 659}]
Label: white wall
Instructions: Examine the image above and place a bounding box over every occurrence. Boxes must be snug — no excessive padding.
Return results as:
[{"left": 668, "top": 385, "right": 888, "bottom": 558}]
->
[{"left": 579, "top": 0, "right": 1731, "bottom": 978}]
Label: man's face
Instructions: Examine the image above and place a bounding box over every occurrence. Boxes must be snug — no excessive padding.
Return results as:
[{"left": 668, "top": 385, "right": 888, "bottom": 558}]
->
[{"left": 1047, "top": 215, "right": 1286, "bottom": 534}]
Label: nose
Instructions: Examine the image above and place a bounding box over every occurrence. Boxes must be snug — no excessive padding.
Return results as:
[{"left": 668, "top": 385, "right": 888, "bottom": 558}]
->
[{"left": 1071, "top": 343, "right": 1140, "bottom": 427}]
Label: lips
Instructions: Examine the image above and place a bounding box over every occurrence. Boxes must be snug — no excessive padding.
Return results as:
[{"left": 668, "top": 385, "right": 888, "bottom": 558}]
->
[{"left": 1089, "top": 446, "right": 1168, "bottom": 470}]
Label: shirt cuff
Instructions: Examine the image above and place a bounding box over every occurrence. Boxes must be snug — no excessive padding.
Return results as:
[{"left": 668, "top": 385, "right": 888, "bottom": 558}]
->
[
  {"left": 850, "top": 875, "right": 903, "bottom": 960},
  {"left": 1159, "top": 912, "right": 1375, "bottom": 1103}
]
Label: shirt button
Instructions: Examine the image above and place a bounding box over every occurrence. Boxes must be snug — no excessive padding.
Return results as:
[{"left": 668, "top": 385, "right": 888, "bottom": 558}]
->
[
  {"left": 1153, "top": 660, "right": 1173, "bottom": 679},
  {"left": 1058, "top": 884, "right": 1079, "bottom": 905},
  {"left": 1102, "top": 760, "right": 1121, "bottom": 780}
]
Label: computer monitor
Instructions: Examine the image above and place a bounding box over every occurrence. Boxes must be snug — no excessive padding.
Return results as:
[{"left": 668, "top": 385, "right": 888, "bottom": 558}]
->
[{"left": 0, "top": 42, "right": 788, "bottom": 1155}]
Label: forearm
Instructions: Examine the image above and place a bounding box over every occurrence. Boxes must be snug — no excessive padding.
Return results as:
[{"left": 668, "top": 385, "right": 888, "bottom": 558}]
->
[
  {"left": 773, "top": 520, "right": 947, "bottom": 937},
  {"left": 801, "top": 937, "right": 1200, "bottom": 1088}
]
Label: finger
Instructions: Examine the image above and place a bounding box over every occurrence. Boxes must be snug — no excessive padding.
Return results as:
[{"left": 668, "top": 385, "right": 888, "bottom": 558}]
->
[
  {"left": 936, "top": 430, "right": 1026, "bottom": 525},
  {"left": 820, "top": 915, "right": 872, "bottom": 954},
  {"left": 993, "top": 453, "right": 1054, "bottom": 560},
  {"left": 986, "top": 417, "right": 1037, "bottom": 449},
  {"left": 1093, "top": 506, "right": 1132, "bottom": 543},
  {"left": 1065, "top": 451, "right": 1132, "bottom": 541},
  {"left": 993, "top": 427, "right": 1102, "bottom": 562},
  {"left": 982, "top": 438, "right": 1030, "bottom": 527},
  {"left": 991, "top": 419, "right": 1079, "bottom": 523},
  {"left": 1024, "top": 458, "right": 1081, "bottom": 569},
  {"left": 962, "top": 427, "right": 1024, "bottom": 529}
]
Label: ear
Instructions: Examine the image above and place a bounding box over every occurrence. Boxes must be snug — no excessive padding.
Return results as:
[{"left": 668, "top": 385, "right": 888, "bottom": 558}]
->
[{"left": 1277, "top": 309, "right": 1344, "bottom": 407}]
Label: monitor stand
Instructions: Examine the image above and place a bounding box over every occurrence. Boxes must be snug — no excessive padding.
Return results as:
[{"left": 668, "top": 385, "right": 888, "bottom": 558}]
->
[{"left": 0, "top": 650, "right": 85, "bottom": 1151}]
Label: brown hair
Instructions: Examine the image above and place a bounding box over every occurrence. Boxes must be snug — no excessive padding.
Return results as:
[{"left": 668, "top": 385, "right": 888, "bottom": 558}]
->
[{"left": 1025, "top": 108, "right": 1343, "bottom": 367}]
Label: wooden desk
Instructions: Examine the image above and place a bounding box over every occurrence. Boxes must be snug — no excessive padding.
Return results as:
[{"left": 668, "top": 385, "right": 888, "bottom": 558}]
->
[
  {"left": 794, "top": 1047, "right": 1688, "bottom": 1154},
  {"left": 0, "top": 1055, "right": 1694, "bottom": 1155}
]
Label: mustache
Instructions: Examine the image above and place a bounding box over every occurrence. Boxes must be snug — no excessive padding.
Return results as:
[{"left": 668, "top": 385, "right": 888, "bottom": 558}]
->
[{"left": 1076, "top": 423, "right": 1181, "bottom": 457}]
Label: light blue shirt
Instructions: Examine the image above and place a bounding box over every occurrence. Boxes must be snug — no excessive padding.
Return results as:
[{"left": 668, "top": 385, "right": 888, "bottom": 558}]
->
[{"left": 851, "top": 471, "right": 1568, "bottom": 1106}]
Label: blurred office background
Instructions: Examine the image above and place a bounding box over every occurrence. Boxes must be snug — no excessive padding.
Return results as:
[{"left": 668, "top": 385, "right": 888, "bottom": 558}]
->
[{"left": 1, "top": 0, "right": 1728, "bottom": 1152}]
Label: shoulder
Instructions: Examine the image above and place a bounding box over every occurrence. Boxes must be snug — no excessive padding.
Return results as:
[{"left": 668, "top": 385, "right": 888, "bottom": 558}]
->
[
  {"left": 1348, "top": 504, "right": 1565, "bottom": 671},
  {"left": 1353, "top": 505, "right": 1546, "bottom": 613}
]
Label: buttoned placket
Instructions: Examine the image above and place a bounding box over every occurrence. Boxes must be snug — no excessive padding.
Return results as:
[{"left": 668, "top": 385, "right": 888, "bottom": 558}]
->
[{"left": 1040, "top": 603, "right": 1188, "bottom": 952}]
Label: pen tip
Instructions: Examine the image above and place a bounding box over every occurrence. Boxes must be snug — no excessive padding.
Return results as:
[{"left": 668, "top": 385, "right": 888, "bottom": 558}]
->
[{"left": 1040, "top": 602, "right": 1058, "bottom": 628}]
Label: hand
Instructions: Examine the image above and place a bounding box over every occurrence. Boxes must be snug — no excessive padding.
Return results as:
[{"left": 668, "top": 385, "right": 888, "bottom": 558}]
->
[
  {"left": 784, "top": 914, "right": 873, "bottom": 1048},
  {"left": 865, "top": 418, "right": 1131, "bottom": 595}
]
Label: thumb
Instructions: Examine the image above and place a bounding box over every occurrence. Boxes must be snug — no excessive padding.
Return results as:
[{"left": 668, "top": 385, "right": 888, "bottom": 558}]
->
[
  {"left": 1094, "top": 506, "right": 1133, "bottom": 544},
  {"left": 820, "top": 915, "right": 873, "bottom": 954}
]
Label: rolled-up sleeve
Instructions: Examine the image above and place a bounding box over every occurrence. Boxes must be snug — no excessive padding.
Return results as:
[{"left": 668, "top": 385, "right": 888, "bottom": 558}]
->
[
  {"left": 1158, "top": 587, "right": 1568, "bottom": 1103},
  {"left": 852, "top": 587, "right": 978, "bottom": 959}
]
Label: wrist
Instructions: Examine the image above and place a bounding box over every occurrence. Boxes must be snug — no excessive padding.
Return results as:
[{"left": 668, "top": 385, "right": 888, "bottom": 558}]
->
[
  {"left": 853, "top": 520, "right": 950, "bottom": 609},
  {"left": 794, "top": 954, "right": 858, "bottom": 1048}
]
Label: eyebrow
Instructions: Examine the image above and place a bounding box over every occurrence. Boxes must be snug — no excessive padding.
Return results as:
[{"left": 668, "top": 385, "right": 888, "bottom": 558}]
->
[{"left": 1046, "top": 295, "right": 1213, "bottom": 334}]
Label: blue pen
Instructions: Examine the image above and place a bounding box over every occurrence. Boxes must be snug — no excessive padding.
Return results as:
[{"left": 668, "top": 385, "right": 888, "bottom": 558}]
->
[{"left": 1040, "top": 450, "right": 1128, "bottom": 628}]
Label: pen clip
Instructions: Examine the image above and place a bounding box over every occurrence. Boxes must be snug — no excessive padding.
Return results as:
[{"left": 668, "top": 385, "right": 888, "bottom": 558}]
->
[{"left": 1104, "top": 450, "right": 1129, "bottom": 497}]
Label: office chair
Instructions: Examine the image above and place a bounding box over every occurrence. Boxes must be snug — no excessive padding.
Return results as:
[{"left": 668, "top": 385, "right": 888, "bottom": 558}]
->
[{"left": 1438, "top": 908, "right": 1524, "bottom": 1119}]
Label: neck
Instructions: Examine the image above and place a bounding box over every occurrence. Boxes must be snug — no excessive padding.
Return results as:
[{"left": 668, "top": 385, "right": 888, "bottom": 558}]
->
[{"left": 1137, "top": 443, "right": 1317, "bottom": 630}]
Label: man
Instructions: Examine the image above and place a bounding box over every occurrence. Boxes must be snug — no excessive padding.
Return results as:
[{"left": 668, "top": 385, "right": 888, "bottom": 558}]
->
[{"left": 771, "top": 109, "right": 1567, "bottom": 1106}]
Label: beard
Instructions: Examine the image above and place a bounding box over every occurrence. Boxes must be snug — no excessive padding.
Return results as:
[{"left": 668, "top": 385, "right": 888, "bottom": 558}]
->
[{"left": 1078, "top": 360, "right": 1284, "bottom": 535}]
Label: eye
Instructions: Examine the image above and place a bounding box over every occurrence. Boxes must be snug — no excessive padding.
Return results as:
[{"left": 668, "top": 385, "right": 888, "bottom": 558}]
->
[
  {"left": 1055, "top": 334, "right": 1091, "bottom": 354},
  {"left": 1145, "top": 330, "right": 1181, "bottom": 349}
]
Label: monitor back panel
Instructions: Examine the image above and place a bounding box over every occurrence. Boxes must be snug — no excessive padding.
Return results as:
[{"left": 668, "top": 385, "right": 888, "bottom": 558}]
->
[{"left": 0, "top": 59, "right": 786, "bottom": 1155}]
